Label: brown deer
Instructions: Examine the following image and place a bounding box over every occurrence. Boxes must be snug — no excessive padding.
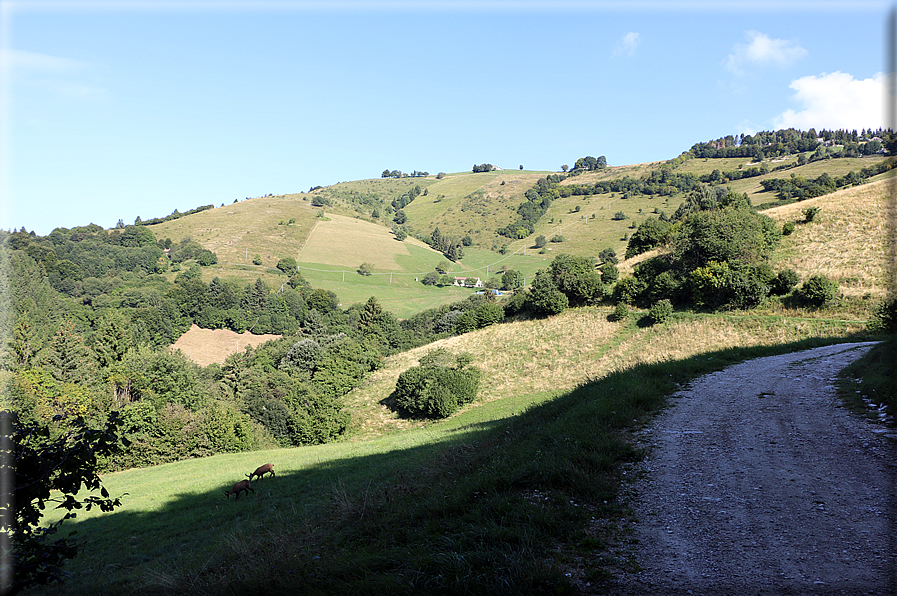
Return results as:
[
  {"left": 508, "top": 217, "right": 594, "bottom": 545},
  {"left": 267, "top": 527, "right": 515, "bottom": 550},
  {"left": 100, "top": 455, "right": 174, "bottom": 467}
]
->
[
  {"left": 224, "top": 479, "right": 254, "bottom": 500},
  {"left": 247, "top": 463, "right": 275, "bottom": 482}
]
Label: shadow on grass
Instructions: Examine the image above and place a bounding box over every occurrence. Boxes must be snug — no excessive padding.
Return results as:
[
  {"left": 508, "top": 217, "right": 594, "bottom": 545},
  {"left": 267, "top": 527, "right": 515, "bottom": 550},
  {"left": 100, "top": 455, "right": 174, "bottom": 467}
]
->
[{"left": 39, "top": 333, "right": 880, "bottom": 596}]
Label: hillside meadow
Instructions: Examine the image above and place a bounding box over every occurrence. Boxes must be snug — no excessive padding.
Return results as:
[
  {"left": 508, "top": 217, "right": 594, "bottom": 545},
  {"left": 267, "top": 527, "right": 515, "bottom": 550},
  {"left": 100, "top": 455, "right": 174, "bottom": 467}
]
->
[
  {"left": 32, "top": 308, "right": 872, "bottom": 595},
  {"left": 144, "top": 151, "right": 893, "bottom": 324},
  {"left": 164, "top": 170, "right": 894, "bottom": 365},
  {"left": 763, "top": 176, "right": 895, "bottom": 298},
  {"left": 20, "top": 143, "right": 897, "bottom": 594}
]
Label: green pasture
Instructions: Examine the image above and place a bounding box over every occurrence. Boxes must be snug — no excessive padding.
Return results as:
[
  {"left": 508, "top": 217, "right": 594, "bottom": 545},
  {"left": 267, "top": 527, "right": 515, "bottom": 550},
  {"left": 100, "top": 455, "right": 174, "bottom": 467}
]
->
[
  {"left": 293, "top": 246, "right": 551, "bottom": 316},
  {"left": 294, "top": 261, "right": 475, "bottom": 317}
]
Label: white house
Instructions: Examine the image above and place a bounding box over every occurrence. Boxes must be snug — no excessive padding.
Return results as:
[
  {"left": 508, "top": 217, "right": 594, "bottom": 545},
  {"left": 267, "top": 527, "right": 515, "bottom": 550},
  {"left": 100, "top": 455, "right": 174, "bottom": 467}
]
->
[{"left": 453, "top": 277, "right": 484, "bottom": 288}]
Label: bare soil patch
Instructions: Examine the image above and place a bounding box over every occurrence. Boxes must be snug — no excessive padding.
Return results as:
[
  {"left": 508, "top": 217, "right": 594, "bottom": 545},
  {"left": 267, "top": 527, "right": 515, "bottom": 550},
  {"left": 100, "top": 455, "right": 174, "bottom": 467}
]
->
[
  {"left": 171, "top": 324, "right": 281, "bottom": 366},
  {"left": 601, "top": 342, "right": 896, "bottom": 595}
]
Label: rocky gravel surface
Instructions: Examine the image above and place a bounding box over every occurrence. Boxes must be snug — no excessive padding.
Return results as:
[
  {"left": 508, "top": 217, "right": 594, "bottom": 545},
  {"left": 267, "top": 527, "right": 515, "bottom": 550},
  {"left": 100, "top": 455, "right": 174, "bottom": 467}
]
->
[{"left": 611, "top": 341, "right": 896, "bottom": 596}]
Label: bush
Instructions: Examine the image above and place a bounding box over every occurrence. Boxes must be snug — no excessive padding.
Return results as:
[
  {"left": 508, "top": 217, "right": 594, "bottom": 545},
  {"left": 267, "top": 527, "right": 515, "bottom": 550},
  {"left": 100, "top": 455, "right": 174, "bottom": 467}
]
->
[
  {"left": 434, "top": 310, "right": 462, "bottom": 334},
  {"left": 648, "top": 299, "right": 673, "bottom": 324},
  {"left": 599, "top": 262, "right": 620, "bottom": 285},
  {"left": 611, "top": 302, "right": 629, "bottom": 322},
  {"left": 394, "top": 350, "right": 481, "bottom": 418},
  {"left": 276, "top": 257, "right": 297, "bottom": 273},
  {"left": 502, "top": 291, "right": 528, "bottom": 317},
  {"left": 797, "top": 274, "right": 838, "bottom": 307},
  {"left": 726, "top": 267, "right": 770, "bottom": 309},
  {"left": 802, "top": 206, "right": 820, "bottom": 222},
  {"left": 782, "top": 221, "right": 796, "bottom": 236},
  {"left": 868, "top": 296, "right": 897, "bottom": 333},
  {"left": 612, "top": 276, "right": 647, "bottom": 306},
  {"left": 453, "top": 311, "right": 479, "bottom": 334},
  {"left": 770, "top": 269, "right": 800, "bottom": 296},
  {"left": 525, "top": 271, "right": 568, "bottom": 316}
]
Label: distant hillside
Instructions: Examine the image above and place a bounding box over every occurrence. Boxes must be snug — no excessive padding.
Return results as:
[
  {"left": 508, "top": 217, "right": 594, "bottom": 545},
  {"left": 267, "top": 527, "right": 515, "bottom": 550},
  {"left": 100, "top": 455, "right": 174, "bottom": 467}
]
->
[
  {"left": 146, "top": 136, "right": 892, "bottom": 319},
  {"left": 762, "top": 176, "right": 894, "bottom": 298}
]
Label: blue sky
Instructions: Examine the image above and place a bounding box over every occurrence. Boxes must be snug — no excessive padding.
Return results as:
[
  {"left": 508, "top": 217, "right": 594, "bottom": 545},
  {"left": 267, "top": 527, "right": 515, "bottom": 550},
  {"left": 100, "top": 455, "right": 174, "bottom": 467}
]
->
[{"left": 1, "top": 1, "right": 892, "bottom": 236}]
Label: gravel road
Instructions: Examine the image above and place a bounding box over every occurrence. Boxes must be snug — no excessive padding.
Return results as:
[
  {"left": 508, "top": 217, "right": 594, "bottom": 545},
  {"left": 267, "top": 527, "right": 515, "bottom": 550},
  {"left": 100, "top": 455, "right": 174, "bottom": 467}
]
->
[{"left": 612, "top": 341, "right": 896, "bottom": 596}]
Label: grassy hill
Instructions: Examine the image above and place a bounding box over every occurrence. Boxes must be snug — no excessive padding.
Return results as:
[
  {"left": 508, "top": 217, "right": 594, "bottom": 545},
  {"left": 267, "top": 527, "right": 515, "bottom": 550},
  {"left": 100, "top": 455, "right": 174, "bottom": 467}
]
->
[
  {"left": 150, "top": 152, "right": 890, "bottom": 292},
  {"left": 28, "top": 156, "right": 895, "bottom": 594},
  {"left": 36, "top": 309, "right": 870, "bottom": 595}
]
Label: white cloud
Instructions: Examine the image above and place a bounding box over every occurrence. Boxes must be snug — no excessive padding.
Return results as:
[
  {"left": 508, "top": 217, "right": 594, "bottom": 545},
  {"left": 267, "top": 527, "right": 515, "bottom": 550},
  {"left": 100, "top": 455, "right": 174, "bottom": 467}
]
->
[
  {"left": 1, "top": 49, "right": 89, "bottom": 75},
  {"left": 773, "top": 71, "right": 888, "bottom": 131},
  {"left": 1, "top": 48, "right": 106, "bottom": 100},
  {"left": 613, "top": 32, "right": 640, "bottom": 57},
  {"left": 725, "top": 31, "right": 807, "bottom": 74}
]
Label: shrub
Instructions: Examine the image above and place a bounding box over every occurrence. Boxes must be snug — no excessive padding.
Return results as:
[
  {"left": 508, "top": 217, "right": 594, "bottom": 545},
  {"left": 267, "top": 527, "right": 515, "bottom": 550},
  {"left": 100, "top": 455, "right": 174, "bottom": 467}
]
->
[
  {"left": 868, "top": 296, "right": 897, "bottom": 333},
  {"left": 599, "top": 262, "right": 620, "bottom": 285},
  {"left": 394, "top": 350, "right": 481, "bottom": 418},
  {"left": 726, "top": 267, "right": 770, "bottom": 309},
  {"left": 612, "top": 276, "right": 647, "bottom": 306},
  {"left": 802, "top": 206, "right": 820, "bottom": 222},
  {"left": 526, "top": 270, "right": 568, "bottom": 316},
  {"left": 598, "top": 247, "right": 619, "bottom": 264},
  {"left": 625, "top": 217, "right": 671, "bottom": 259},
  {"left": 648, "top": 270, "right": 685, "bottom": 304},
  {"left": 797, "top": 274, "right": 838, "bottom": 307},
  {"left": 502, "top": 291, "right": 528, "bottom": 317},
  {"left": 611, "top": 302, "right": 629, "bottom": 322},
  {"left": 474, "top": 302, "right": 504, "bottom": 328},
  {"left": 453, "top": 311, "right": 479, "bottom": 334},
  {"left": 648, "top": 299, "right": 673, "bottom": 324},
  {"left": 770, "top": 269, "right": 800, "bottom": 296},
  {"left": 782, "top": 221, "right": 796, "bottom": 236},
  {"left": 434, "top": 310, "right": 462, "bottom": 334},
  {"left": 672, "top": 207, "right": 780, "bottom": 272},
  {"left": 276, "top": 257, "right": 297, "bottom": 273}
]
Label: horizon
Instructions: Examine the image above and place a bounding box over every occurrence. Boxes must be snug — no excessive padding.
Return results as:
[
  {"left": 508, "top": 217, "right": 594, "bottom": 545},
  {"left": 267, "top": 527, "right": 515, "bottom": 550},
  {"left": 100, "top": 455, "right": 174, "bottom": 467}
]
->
[{"left": 1, "top": 0, "right": 892, "bottom": 236}]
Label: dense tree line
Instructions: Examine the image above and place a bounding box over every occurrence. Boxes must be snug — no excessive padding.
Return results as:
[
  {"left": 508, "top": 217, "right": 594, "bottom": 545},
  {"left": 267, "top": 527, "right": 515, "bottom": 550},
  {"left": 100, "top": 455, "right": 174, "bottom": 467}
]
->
[
  {"left": 497, "top": 175, "right": 565, "bottom": 239},
  {"left": 472, "top": 164, "right": 495, "bottom": 173},
  {"left": 759, "top": 158, "right": 897, "bottom": 201},
  {"left": 381, "top": 169, "right": 428, "bottom": 178},
  {"left": 572, "top": 155, "right": 607, "bottom": 171},
  {"left": 391, "top": 185, "right": 422, "bottom": 211},
  {"left": 425, "top": 227, "right": 464, "bottom": 261},
  {"left": 689, "top": 127, "right": 891, "bottom": 160}
]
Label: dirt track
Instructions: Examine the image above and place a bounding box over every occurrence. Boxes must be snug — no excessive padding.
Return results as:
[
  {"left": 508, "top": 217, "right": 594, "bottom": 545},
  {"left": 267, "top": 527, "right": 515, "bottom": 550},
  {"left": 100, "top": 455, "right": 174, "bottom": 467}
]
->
[{"left": 613, "top": 342, "right": 896, "bottom": 595}]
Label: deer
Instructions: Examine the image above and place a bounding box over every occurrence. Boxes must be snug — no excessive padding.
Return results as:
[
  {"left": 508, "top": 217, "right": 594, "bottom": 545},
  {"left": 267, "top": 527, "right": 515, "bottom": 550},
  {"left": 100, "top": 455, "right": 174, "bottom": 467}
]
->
[
  {"left": 224, "top": 479, "right": 254, "bottom": 500},
  {"left": 247, "top": 463, "right": 275, "bottom": 482}
]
